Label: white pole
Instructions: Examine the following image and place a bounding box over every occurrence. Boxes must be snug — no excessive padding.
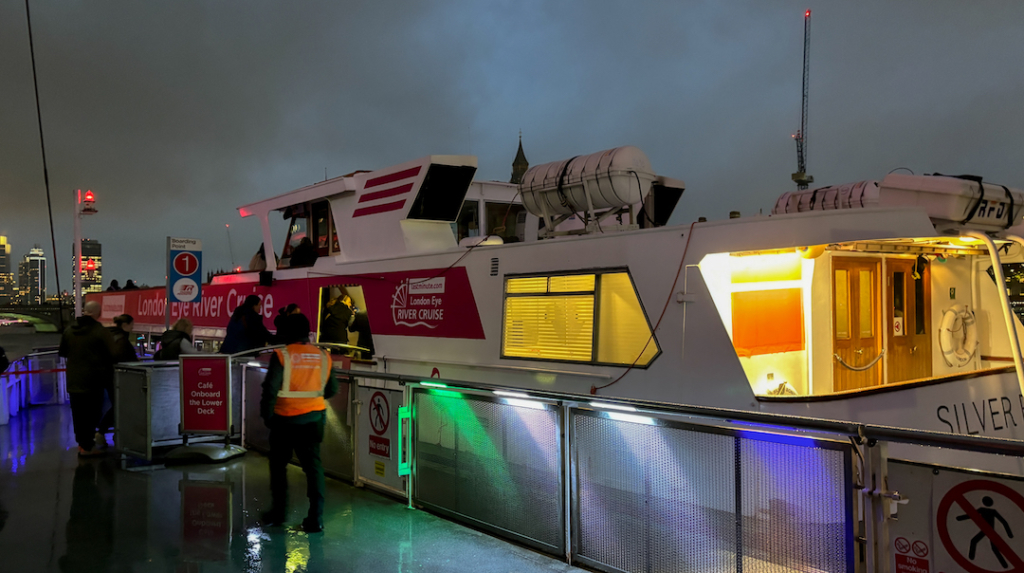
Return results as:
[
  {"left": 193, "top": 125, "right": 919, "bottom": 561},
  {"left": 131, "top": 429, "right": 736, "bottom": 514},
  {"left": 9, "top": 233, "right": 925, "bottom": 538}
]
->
[
  {"left": 73, "top": 189, "right": 82, "bottom": 317},
  {"left": 965, "top": 230, "right": 1024, "bottom": 397}
]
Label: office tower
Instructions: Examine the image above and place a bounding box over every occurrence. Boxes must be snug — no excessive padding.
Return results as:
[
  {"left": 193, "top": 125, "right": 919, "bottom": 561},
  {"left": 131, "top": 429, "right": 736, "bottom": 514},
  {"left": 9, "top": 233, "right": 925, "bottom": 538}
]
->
[
  {"left": 18, "top": 246, "right": 46, "bottom": 304},
  {"left": 0, "top": 236, "right": 12, "bottom": 305},
  {"left": 73, "top": 239, "right": 103, "bottom": 294}
]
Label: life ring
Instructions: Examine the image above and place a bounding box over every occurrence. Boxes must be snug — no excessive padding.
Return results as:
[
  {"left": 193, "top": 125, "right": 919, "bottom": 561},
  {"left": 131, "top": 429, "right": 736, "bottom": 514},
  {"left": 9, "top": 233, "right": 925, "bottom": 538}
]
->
[{"left": 939, "top": 304, "right": 978, "bottom": 367}]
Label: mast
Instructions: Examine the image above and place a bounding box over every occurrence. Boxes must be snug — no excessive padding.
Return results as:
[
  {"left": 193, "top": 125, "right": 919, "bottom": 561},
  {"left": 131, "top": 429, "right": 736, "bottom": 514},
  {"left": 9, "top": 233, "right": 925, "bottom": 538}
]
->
[{"left": 791, "top": 10, "right": 814, "bottom": 190}]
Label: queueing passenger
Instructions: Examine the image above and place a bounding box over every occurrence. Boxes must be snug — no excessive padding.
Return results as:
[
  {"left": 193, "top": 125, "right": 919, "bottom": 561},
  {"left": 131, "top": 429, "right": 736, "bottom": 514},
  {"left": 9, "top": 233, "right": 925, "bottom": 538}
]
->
[
  {"left": 274, "top": 303, "right": 301, "bottom": 332},
  {"left": 221, "top": 295, "right": 273, "bottom": 354},
  {"left": 105, "top": 279, "right": 121, "bottom": 291},
  {"left": 58, "top": 301, "right": 116, "bottom": 457},
  {"left": 260, "top": 313, "right": 338, "bottom": 533},
  {"left": 121, "top": 280, "right": 139, "bottom": 290},
  {"left": 318, "top": 289, "right": 353, "bottom": 344},
  {"left": 96, "top": 314, "right": 137, "bottom": 446},
  {"left": 154, "top": 318, "right": 199, "bottom": 360},
  {"left": 108, "top": 314, "right": 137, "bottom": 363}
]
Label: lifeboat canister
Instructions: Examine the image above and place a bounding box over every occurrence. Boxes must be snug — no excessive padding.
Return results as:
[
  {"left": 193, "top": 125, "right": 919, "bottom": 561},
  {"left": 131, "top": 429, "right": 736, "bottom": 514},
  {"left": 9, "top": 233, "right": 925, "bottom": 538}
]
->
[{"left": 519, "top": 146, "right": 656, "bottom": 218}]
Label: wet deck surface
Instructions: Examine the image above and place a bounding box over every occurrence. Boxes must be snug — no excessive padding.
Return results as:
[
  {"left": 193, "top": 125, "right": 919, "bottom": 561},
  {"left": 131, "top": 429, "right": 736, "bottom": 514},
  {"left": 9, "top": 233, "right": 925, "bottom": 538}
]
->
[{"left": 0, "top": 404, "right": 583, "bottom": 572}]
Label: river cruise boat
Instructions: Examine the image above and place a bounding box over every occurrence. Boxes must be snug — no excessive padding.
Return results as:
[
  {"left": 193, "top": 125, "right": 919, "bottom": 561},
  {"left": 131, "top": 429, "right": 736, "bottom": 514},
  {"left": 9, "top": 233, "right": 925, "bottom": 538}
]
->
[{"left": 88, "top": 146, "right": 1024, "bottom": 473}]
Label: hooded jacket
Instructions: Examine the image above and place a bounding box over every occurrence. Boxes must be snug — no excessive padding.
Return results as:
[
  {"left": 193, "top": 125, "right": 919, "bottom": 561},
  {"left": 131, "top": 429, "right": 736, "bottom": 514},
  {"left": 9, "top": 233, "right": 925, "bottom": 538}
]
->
[
  {"left": 58, "top": 316, "right": 116, "bottom": 393},
  {"left": 155, "top": 329, "right": 191, "bottom": 361},
  {"left": 108, "top": 327, "right": 138, "bottom": 363}
]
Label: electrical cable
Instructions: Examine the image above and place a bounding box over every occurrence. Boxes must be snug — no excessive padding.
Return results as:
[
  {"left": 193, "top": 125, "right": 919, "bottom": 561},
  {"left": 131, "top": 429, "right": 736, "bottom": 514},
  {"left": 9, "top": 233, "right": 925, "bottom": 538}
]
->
[
  {"left": 633, "top": 171, "right": 658, "bottom": 228},
  {"left": 591, "top": 221, "right": 697, "bottom": 394},
  {"left": 25, "top": 0, "right": 64, "bottom": 330}
]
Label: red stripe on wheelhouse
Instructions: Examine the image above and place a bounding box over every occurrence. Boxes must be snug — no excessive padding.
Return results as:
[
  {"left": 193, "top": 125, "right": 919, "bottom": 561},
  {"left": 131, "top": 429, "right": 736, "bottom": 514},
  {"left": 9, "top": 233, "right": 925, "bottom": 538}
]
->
[
  {"left": 353, "top": 200, "right": 406, "bottom": 218},
  {"left": 365, "top": 166, "right": 421, "bottom": 189},
  {"left": 359, "top": 182, "right": 414, "bottom": 203}
]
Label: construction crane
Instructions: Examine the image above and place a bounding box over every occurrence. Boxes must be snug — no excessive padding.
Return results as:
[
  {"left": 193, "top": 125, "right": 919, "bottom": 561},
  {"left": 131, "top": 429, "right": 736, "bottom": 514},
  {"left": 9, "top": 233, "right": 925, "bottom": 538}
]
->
[{"left": 792, "top": 9, "right": 814, "bottom": 190}]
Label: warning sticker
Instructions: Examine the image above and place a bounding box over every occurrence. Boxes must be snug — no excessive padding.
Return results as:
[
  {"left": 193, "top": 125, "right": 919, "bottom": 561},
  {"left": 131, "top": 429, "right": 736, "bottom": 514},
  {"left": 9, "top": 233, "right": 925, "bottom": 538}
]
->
[
  {"left": 896, "top": 554, "right": 929, "bottom": 573},
  {"left": 936, "top": 478, "right": 1024, "bottom": 573}
]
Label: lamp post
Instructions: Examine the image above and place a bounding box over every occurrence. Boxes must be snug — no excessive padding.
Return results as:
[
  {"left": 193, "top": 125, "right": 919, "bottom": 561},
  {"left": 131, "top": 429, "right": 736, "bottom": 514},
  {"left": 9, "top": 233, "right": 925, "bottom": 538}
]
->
[{"left": 73, "top": 189, "right": 97, "bottom": 317}]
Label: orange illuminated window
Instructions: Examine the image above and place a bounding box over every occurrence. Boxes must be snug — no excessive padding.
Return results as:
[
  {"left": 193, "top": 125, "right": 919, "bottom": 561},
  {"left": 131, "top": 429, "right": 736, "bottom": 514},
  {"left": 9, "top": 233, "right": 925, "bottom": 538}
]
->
[{"left": 731, "top": 288, "right": 804, "bottom": 357}]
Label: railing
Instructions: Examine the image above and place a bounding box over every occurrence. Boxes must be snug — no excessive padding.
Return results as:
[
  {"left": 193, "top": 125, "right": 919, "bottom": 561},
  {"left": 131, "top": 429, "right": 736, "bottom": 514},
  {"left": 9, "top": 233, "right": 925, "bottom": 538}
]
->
[
  {"left": 318, "top": 368, "right": 1024, "bottom": 573},
  {"left": 0, "top": 349, "right": 68, "bottom": 425}
]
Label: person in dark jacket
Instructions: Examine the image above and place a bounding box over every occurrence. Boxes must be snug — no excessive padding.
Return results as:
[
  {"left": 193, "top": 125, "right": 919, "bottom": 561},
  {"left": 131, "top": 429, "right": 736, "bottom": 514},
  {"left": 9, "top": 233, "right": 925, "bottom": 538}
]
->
[
  {"left": 95, "top": 314, "right": 137, "bottom": 444},
  {"left": 260, "top": 313, "right": 338, "bottom": 533},
  {"left": 105, "top": 280, "right": 121, "bottom": 292},
  {"left": 274, "top": 303, "right": 301, "bottom": 332},
  {"left": 288, "top": 237, "right": 318, "bottom": 268},
  {"left": 318, "top": 291, "right": 353, "bottom": 344},
  {"left": 58, "top": 301, "right": 116, "bottom": 456},
  {"left": 348, "top": 311, "right": 375, "bottom": 359},
  {"left": 220, "top": 295, "right": 273, "bottom": 355},
  {"left": 121, "top": 280, "right": 139, "bottom": 290},
  {"left": 108, "top": 314, "right": 137, "bottom": 363},
  {"left": 154, "top": 318, "right": 199, "bottom": 360}
]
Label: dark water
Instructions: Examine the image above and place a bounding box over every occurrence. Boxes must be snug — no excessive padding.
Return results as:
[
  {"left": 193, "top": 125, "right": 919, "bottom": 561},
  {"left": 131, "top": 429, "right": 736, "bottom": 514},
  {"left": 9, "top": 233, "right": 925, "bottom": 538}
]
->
[{"left": 0, "top": 325, "right": 61, "bottom": 364}]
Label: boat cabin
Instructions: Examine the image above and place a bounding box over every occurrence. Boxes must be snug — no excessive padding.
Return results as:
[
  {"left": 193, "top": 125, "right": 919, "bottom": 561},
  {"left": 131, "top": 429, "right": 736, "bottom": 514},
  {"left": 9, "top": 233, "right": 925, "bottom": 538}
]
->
[{"left": 697, "top": 175, "right": 1024, "bottom": 398}]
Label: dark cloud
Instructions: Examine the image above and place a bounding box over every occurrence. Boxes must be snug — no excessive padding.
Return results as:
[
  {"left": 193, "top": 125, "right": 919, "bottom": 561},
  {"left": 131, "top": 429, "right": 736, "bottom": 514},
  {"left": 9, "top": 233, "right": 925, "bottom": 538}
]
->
[{"left": 2, "top": 0, "right": 1023, "bottom": 289}]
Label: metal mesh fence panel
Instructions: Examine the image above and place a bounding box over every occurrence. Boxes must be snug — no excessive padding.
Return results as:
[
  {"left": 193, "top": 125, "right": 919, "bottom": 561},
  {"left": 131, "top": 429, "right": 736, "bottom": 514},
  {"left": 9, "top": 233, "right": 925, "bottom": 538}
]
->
[
  {"left": 574, "top": 412, "right": 737, "bottom": 573},
  {"left": 414, "top": 390, "right": 563, "bottom": 553},
  {"left": 739, "top": 436, "right": 850, "bottom": 573}
]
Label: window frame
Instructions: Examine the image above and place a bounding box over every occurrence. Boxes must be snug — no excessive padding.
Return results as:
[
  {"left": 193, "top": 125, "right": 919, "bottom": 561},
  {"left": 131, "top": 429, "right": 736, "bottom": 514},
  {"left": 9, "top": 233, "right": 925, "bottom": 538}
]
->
[{"left": 500, "top": 267, "right": 662, "bottom": 368}]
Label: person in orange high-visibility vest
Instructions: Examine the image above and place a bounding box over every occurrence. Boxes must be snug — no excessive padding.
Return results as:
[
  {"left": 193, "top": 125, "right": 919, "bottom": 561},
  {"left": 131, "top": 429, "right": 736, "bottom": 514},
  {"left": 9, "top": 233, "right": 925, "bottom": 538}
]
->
[{"left": 260, "top": 313, "right": 339, "bottom": 533}]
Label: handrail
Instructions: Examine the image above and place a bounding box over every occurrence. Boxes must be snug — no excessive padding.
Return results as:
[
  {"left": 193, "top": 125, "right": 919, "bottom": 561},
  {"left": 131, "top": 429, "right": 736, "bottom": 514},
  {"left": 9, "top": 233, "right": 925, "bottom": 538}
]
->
[
  {"left": 967, "top": 231, "right": 1024, "bottom": 399},
  {"left": 834, "top": 348, "right": 885, "bottom": 371},
  {"left": 327, "top": 367, "right": 1024, "bottom": 457}
]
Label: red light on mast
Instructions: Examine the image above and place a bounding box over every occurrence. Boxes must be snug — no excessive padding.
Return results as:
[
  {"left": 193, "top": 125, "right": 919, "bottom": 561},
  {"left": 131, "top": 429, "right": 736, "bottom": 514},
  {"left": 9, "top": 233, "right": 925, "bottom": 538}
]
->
[
  {"left": 84, "top": 190, "right": 95, "bottom": 202},
  {"left": 805, "top": 10, "right": 810, "bottom": 17}
]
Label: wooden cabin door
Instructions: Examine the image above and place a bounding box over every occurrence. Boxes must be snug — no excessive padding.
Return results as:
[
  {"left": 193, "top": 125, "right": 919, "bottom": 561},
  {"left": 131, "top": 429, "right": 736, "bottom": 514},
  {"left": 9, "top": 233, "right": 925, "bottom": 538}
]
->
[
  {"left": 887, "top": 259, "right": 932, "bottom": 383},
  {"left": 833, "top": 258, "right": 883, "bottom": 390}
]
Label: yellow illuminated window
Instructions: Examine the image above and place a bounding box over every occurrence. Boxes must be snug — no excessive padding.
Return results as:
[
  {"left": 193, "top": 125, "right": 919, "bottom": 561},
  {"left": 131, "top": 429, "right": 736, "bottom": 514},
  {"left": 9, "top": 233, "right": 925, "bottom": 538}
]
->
[
  {"left": 506, "top": 277, "right": 548, "bottom": 294},
  {"left": 502, "top": 271, "right": 659, "bottom": 367},
  {"left": 835, "top": 270, "right": 849, "bottom": 339},
  {"left": 503, "top": 296, "right": 594, "bottom": 361},
  {"left": 859, "top": 270, "right": 873, "bottom": 338},
  {"left": 596, "top": 273, "right": 659, "bottom": 365},
  {"left": 549, "top": 274, "right": 595, "bottom": 293}
]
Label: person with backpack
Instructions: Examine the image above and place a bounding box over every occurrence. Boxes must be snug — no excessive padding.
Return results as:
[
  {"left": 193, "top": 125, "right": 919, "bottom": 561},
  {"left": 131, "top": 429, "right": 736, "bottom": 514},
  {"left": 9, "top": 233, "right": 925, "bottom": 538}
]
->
[{"left": 154, "top": 319, "right": 199, "bottom": 360}]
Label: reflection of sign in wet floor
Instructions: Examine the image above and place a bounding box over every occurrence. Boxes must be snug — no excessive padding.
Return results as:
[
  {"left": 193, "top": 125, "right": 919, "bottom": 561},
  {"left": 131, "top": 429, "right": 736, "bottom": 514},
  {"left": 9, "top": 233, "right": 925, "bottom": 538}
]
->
[{"left": 938, "top": 480, "right": 1024, "bottom": 573}]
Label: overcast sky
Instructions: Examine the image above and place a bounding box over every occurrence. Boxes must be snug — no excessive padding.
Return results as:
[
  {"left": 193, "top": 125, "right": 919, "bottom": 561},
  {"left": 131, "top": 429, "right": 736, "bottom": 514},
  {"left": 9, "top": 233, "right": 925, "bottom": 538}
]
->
[{"left": 2, "top": 1, "right": 1024, "bottom": 290}]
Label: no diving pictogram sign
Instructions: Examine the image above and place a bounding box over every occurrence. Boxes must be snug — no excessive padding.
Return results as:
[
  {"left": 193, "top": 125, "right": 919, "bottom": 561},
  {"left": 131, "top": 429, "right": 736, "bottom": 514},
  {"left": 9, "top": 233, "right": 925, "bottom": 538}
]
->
[
  {"left": 369, "top": 391, "right": 390, "bottom": 436},
  {"left": 937, "top": 479, "right": 1024, "bottom": 573}
]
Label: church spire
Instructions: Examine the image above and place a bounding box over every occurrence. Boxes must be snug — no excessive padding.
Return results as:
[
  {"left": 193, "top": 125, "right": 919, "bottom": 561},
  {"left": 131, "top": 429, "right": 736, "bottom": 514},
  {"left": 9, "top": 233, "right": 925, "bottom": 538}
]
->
[{"left": 510, "top": 130, "right": 528, "bottom": 184}]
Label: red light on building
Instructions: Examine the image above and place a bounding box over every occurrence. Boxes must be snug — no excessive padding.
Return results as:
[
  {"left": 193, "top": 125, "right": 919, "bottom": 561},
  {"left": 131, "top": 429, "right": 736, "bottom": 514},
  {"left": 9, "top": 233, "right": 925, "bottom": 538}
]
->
[{"left": 86, "top": 259, "right": 96, "bottom": 271}]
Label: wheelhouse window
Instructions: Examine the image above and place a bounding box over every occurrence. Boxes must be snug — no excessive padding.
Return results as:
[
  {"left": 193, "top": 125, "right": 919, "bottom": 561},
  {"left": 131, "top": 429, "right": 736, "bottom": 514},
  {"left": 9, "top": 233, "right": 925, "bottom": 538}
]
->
[
  {"left": 501, "top": 271, "right": 659, "bottom": 367},
  {"left": 281, "top": 200, "right": 339, "bottom": 264}
]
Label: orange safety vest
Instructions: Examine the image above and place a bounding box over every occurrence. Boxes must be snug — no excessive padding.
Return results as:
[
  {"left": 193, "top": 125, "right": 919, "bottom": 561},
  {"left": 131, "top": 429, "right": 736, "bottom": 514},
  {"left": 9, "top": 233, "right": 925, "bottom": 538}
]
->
[{"left": 273, "top": 344, "right": 332, "bottom": 417}]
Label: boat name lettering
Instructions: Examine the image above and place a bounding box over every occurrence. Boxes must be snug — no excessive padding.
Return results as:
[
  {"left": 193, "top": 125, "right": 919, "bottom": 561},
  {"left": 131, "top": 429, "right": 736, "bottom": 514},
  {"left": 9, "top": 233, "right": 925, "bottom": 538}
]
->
[{"left": 935, "top": 394, "right": 1022, "bottom": 436}]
